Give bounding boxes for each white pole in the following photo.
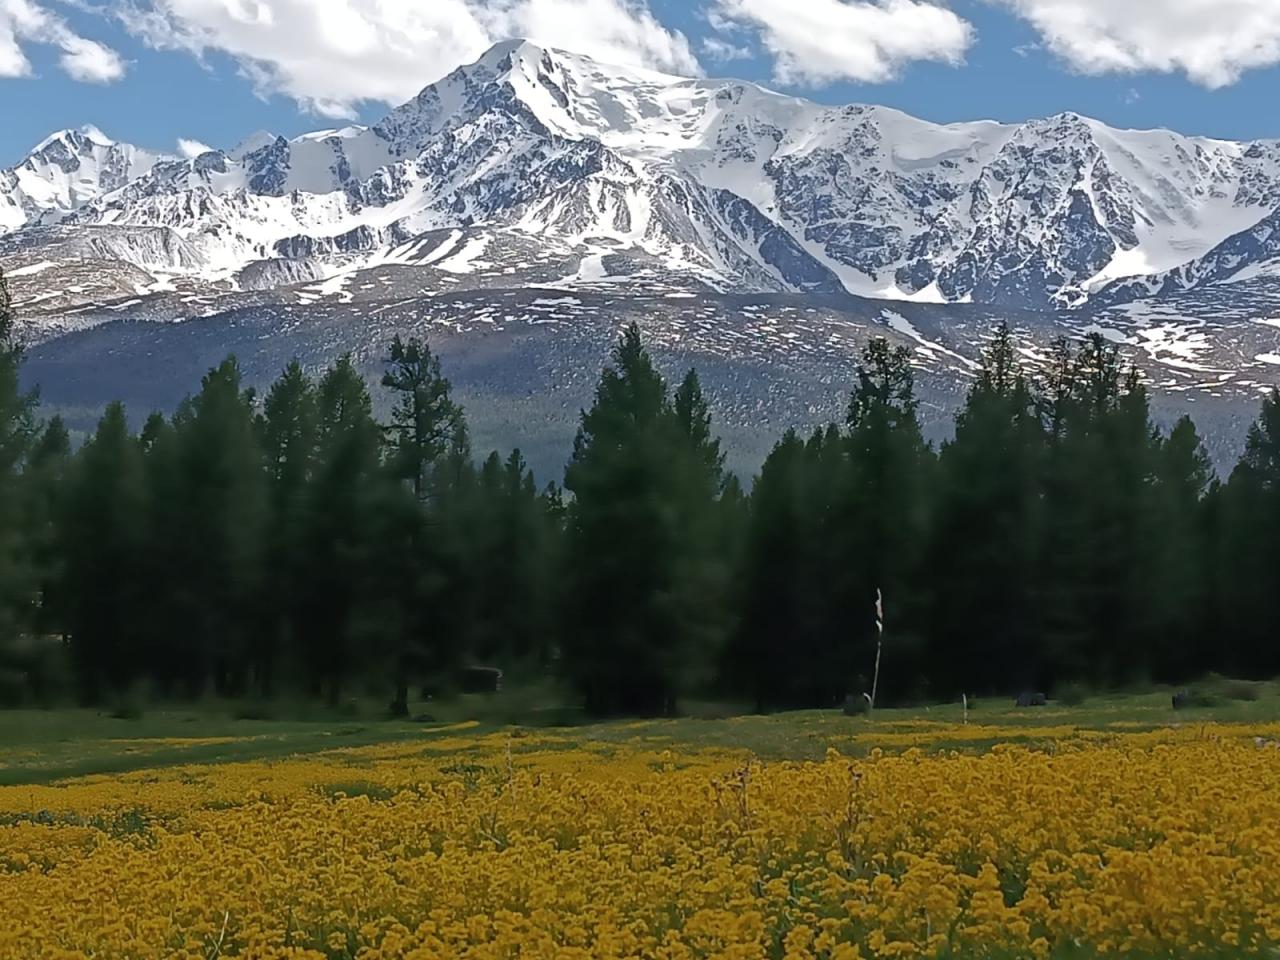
[870,589,884,712]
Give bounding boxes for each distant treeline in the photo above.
[0,265,1278,715]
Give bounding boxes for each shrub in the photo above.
[1220,679,1261,702]
[108,700,144,721]
[1056,683,1088,707]
[1172,689,1222,710]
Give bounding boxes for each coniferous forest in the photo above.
[0,266,1278,716]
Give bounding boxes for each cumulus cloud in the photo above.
[0,0,126,83]
[117,0,699,118]
[996,0,1280,88]
[712,0,973,85]
[176,136,212,157]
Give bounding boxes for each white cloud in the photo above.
[712,0,973,85]
[57,33,126,82]
[702,36,752,62]
[0,16,31,77]
[996,0,1280,88]
[117,0,699,118]
[177,136,212,157]
[0,0,126,83]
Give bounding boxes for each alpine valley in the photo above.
[5,40,1280,476]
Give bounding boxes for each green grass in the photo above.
[1,680,1278,786]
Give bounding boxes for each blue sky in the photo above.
[4,0,1280,164]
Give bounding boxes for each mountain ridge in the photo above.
[7,40,1280,472]
[5,39,1280,315]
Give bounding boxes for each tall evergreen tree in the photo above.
[839,338,935,701]
[563,324,702,715]
[62,404,145,702]
[302,355,384,705]
[468,449,560,667]
[929,324,1045,695]
[174,358,269,695]
[23,416,71,644]
[669,369,734,690]
[0,268,38,645]
[1143,416,1212,681]
[1037,335,1159,685]
[1215,390,1280,678]
[729,428,841,709]
[382,335,465,500]
[257,362,319,696]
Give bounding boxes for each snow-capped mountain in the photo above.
[9,40,1280,474]
[0,126,171,235]
[7,39,1280,313]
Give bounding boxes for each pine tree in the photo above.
[563,323,693,715]
[62,403,145,702]
[669,369,734,691]
[382,335,465,500]
[1143,416,1212,681]
[302,355,384,706]
[174,358,269,695]
[1215,390,1280,678]
[1037,335,1159,686]
[0,267,38,646]
[838,338,934,702]
[257,362,319,697]
[729,429,831,709]
[929,324,1045,695]
[468,449,560,667]
[23,416,71,644]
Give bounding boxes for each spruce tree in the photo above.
[1037,335,1159,686]
[730,429,835,709]
[0,267,38,646]
[929,324,1044,695]
[670,369,734,691]
[23,416,71,646]
[466,449,560,668]
[174,358,269,695]
[257,362,319,697]
[839,338,934,702]
[382,335,465,500]
[62,403,145,702]
[1216,390,1280,678]
[563,323,691,715]
[303,355,384,706]
[1143,416,1212,681]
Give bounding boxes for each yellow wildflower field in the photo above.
[2,719,1279,959]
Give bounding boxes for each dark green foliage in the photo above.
[62,403,146,702]
[382,335,465,500]
[1215,390,1280,680]
[561,325,729,715]
[301,355,384,706]
[0,268,38,647]
[929,324,1043,695]
[0,282,1277,715]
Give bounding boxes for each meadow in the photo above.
[2,686,1279,959]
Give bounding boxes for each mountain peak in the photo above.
[30,125,116,155]
[229,130,279,161]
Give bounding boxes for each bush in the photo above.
[1056,683,1088,707]
[233,701,277,721]
[108,700,144,721]
[842,693,869,717]
[0,667,25,708]
[1219,679,1261,702]
[1172,689,1222,710]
